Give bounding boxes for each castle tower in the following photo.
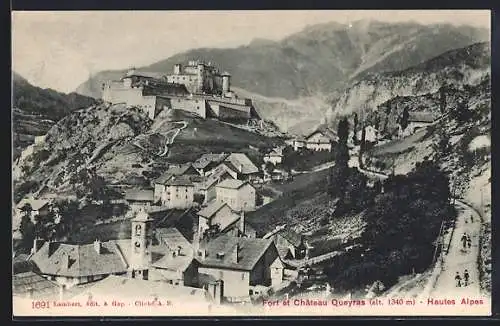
[129,208,154,280]
[222,72,231,94]
[197,62,205,93]
[174,64,182,75]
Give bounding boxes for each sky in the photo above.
[12,10,490,93]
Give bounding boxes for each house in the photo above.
[219,212,258,239]
[263,147,284,165]
[161,176,195,209]
[263,168,290,183]
[356,125,379,143]
[13,271,62,300]
[198,201,239,235]
[193,153,229,176]
[201,169,235,204]
[263,226,310,260]
[16,198,50,222]
[69,275,213,311]
[224,153,260,181]
[29,238,129,288]
[305,129,336,152]
[124,189,154,209]
[215,179,256,212]
[195,235,284,302]
[150,228,198,286]
[403,112,437,135]
[290,137,306,151]
[153,163,199,203]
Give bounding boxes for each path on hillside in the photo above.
[357,162,485,299]
[291,160,336,175]
[157,121,188,157]
[423,200,482,298]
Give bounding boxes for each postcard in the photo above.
[12,9,491,317]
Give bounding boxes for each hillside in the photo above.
[329,42,491,123]
[13,104,283,202]
[12,72,96,158]
[75,21,487,133]
[364,74,491,294]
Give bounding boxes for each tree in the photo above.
[329,118,350,198]
[19,204,35,250]
[439,84,447,114]
[352,113,359,144]
[400,107,410,131]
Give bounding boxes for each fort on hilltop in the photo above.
[102,60,260,123]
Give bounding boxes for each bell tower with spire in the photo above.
[129,208,154,280]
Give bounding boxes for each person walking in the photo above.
[461,233,468,250]
[471,214,474,223]
[463,270,470,286]
[467,235,472,249]
[455,272,462,287]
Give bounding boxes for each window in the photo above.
[241,273,245,280]
[135,224,142,236]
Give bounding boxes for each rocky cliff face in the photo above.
[328,42,491,123]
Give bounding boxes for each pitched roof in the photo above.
[124,189,154,202]
[151,253,193,272]
[193,153,229,170]
[203,164,237,189]
[225,153,259,175]
[155,163,197,184]
[198,200,230,219]
[155,227,193,253]
[197,235,275,271]
[17,198,49,211]
[305,128,337,143]
[216,179,249,190]
[12,272,61,299]
[164,175,194,186]
[408,112,437,123]
[70,275,211,303]
[30,241,128,277]
[278,229,304,247]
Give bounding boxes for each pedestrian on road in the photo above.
[461,233,467,250]
[463,270,470,286]
[467,235,472,249]
[455,272,462,287]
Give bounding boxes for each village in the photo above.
[12,60,441,308]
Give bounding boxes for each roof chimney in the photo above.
[64,254,71,270]
[32,238,45,254]
[233,243,240,263]
[239,211,245,237]
[94,239,102,254]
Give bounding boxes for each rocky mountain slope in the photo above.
[364,73,491,294]
[13,104,283,202]
[329,42,490,123]
[75,21,487,133]
[12,72,96,159]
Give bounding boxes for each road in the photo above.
[157,121,188,157]
[357,161,485,300]
[425,200,482,298]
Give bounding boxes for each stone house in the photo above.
[153,163,199,203]
[197,201,239,236]
[263,227,310,260]
[305,129,337,152]
[195,235,284,302]
[215,179,256,212]
[161,176,195,209]
[224,153,260,182]
[16,198,50,222]
[29,239,129,288]
[124,189,154,209]
[263,147,284,165]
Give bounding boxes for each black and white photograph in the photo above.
[11,10,491,316]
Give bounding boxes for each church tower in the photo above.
[129,208,154,280]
